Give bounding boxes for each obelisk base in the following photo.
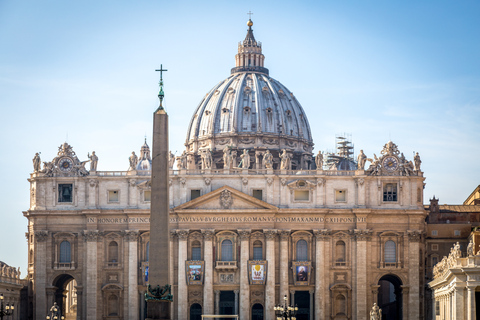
[146,301,171,320]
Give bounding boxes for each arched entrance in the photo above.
[378,274,402,320]
[251,303,264,320]
[190,303,202,320]
[52,274,77,320]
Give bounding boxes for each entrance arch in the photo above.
[378,274,403,320]
[251,303,264,320]
[190,303,202,320]
[52,274,77,319]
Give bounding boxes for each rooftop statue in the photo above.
[88,151,98,171]
[357,150,367,170]
[33,152,41,172]
[169,151,176,169]
[280,149,291,170]
[263,150,273,169]
[238,149,250,169]
[129,152,138,171]
[414,152,422,171]
[315,151,323,170]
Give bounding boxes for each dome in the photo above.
[183,20,314,170]
[136,139,152,171]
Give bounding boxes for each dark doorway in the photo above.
[190,303,202,320]
[219,291,235,318]
[52,274,77,319]
[378,274,402,320]
[251,303,264,320]
[294,291,310,320]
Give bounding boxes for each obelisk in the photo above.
[145,65,172,319]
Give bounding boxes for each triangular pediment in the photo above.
[174,186,277,212]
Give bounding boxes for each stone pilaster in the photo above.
[177,229,189,320]
[234,289,239,315]
[215,290,220,315]
[313,229,330,320]
[264,229,277,319]
[83,230,100,320]
[309,289,314,320]
[279,230,290,303]
[454,288,464,320]
[238,229,251,320]
[169,230,176,320]
[34,230,48,320]
[75,286,83,320]
[202,229,215,315]
[407,230,421,320]
[354,229,371,320]
[125,230,139,320]
[467,286,476,320]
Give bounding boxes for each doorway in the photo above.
[219,291,235,317]
[190,303,202,320]
[294,291,310,320]
[378,274,403,320]
[251,303,264,320]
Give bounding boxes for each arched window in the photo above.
[296,240,308,260]
[108,241,119,263]
[221,239,233,261]
[59,240,71,263]
[253,241,263,260]
[146,241,150,262]
[335,241,346,266]
[108,294,119,316]
[385,240,396,263]
[192,240,201,260]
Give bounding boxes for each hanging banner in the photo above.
[186,261,205,285]
[248,260,267,285]
[292,261,311,286]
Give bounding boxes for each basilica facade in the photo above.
[25,20,427,320]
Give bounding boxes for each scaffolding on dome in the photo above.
[326,134,356,170]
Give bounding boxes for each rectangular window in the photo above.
[58,184,73,203]
[108,190,119,202]
[431,244,439,251]
[294,190,309,201]
[253,190,263,201]
[335,190,346,202]
[383,183,397,202]
[432,256,438,267]
[144,191,151,202]
[192,247,201,260]
[454,230,461,236]
[191,190,201,200]
[431,230,438,236]
[435,301,440,316]
[253,246,263,260]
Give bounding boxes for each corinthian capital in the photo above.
[201,229,215,241]
[177,229,190,240]
[313,229,331,241]
[34,230,49,242]
[263,229,277,240]
[237,229,251,240]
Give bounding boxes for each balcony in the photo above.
[216,261,237,270]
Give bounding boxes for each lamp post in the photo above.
[0,294,14,320]
[274,294,298,320]
[46,302,65,320]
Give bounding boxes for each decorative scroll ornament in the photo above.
[35,231,49,242]
[380,141,400,156]
[145,284,173,302]
[39,143,89,177]
[220,189,233,209]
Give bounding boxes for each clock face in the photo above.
[58,157,74,172]
[383,156,398,171]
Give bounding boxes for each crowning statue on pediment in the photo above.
[37,142,90,177]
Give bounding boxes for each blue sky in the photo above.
[1,1,479,271]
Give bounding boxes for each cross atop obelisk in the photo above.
[145,64,172,319]
[155,64,168,111]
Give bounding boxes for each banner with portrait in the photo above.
[292,261,311,286]
[248,260,267,285]
[185,261,204,285]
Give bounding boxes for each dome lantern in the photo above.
[231,19,269,76]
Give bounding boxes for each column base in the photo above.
[146,300,171,320]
